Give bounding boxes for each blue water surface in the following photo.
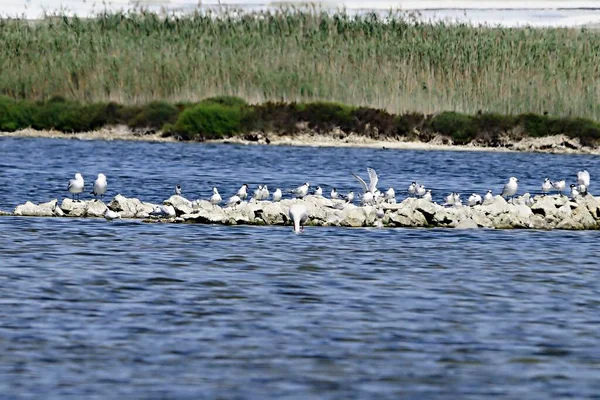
[0,137,599,399]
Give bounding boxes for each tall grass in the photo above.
[1,10,599,118]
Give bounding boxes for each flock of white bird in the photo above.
[65,168,592,232]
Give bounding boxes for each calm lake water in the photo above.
[1,137,600,398]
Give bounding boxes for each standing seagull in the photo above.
[542,178,552,196]
[175,184,182,196]
[423,190,433,202]
[385,187,396,203]
[288,203,308,234]
[314,186,323,196]
[273,188,282,202]
[236,184,249,200]
[552,179,566,196]
[291,183,310,198]
[577,170,590,195]
[92,173,107,201]
[226,195,242,209]
[570,184,580,199]
[501,177,519,201]
[483,190,493,202]
[344,191,355,204]
[416,184,426,197]
[331,188,339,199]
[210,187,222,206]
[68,173,85,202]
[407,182,417,197]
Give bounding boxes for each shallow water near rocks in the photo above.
[1,137,600,398]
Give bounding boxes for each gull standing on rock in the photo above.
[226,195,242,209]
[210,187,222,206]
[253,185,264,201]
[408,182,417,197]
[552,179,566,196]
[288,203,308,234]
[468,193,482,206]
[577,170,590,195]
[385,187,396,203]
[273,188,282,202]
[423,190,433,202]
[501,177,519,201]
[237,184,249,200]
[344,191,355,204]
[331,188,339,199]
[542,178,552,196]
[484,190,493,202]
[416,184,426,197]
[68,173,85,202]
[570,184,580,199]
[291,183,310,198]
[175,184,182,196]
[314,186,323,196]
[361,191,374,206]
[261,185,270,200]
[444,192,456,206]
[92,173,107,201]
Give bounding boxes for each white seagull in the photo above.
[468,193,482,207]
[570,184,580,199]
[68,173,85,202]
[423,190,433,202]
[261,185,270,200]
[175,184,182,196]
[408,182,416,197]
[226,195,242,208]
[551,179,566,196]
[236,184,249,200]
[210,187,222,205]
[416,184,426,197]
[92,173,107,201]
[501,177,519,201]
[272,188,282,202]
[288,203,308,234]
[253,185,264,201]
[314,186,323,196]
[291,183,310,198]
[331,188,339,199]
[352,168,379,196]
[150,205,176,218]
[542,178,552,196]
[385,187,396,203]
[577,170,590,187]
[344,191,355,203]
[103,209,121,221]
[483,190,493,202]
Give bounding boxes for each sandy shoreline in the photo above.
[1,127,598,155]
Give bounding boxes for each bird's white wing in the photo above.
[352,173,369,193]
[582,170,591,186]
[367,168,378,193]
[501,183,510,196]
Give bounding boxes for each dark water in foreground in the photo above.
[1,137,600,398]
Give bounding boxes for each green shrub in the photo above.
[519,113,553,137]
[174,103,243,140]
[200,96,248,108]
[127,101,179,129]
[32,99,107,132]
[430,111,477,144]
[295,101,356,132]
[0,97,34,131]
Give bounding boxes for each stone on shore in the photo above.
[108,194,157,218]
[14,199,61,217]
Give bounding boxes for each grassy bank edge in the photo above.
[2,96,600,147]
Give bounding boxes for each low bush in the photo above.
[174,102,243,140]
[127,101,179,129]
[430,112,478,144]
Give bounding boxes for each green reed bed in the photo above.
[0,11,599,119]
[2,96,600,147]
